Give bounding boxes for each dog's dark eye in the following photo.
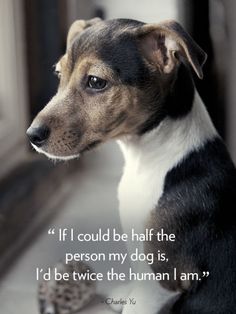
[87,76,107,90]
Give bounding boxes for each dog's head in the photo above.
[27,18,206,160]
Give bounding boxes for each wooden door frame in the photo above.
[0,0,28,177]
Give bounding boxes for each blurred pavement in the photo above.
[0,142,127,314]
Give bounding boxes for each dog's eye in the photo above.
[87,76,107,90]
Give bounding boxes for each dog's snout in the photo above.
[26,125,50,147]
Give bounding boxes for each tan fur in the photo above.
[30,50,151,157]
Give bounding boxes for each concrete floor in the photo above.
[0,142,128,314]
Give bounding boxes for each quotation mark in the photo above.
[48,228,55,235]
[202,271,210,277]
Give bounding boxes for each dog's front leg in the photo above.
[122,281,170,314]
[108,226,176,314]
[122,259,177,314]
[108,260,176,313]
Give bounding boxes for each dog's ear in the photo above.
[135,20,207,79]
[67,17,102,49]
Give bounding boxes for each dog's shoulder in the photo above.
[153,136,236,276]
[161,136,236,221]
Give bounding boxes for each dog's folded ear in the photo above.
[67,17,102,49]
[135,20,207,79]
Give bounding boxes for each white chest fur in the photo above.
[117,92,217,236]
[109,92,218,314]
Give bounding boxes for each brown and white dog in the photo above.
[27,18,236,313]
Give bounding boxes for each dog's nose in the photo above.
[26,125,50,147]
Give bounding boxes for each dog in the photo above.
[27,18,236,313]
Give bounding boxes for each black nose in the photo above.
[26,125,50,147]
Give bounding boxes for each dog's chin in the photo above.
[31,144,80,161]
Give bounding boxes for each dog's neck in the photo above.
[118,91,217,174]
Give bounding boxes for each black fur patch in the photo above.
[138,64,195,135]
[165,63,195,119]
[147,137,236,312]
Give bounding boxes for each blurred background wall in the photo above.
[0,0,236,284]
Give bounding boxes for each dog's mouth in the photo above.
[30,143,80,161]
[30,139,102,161]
